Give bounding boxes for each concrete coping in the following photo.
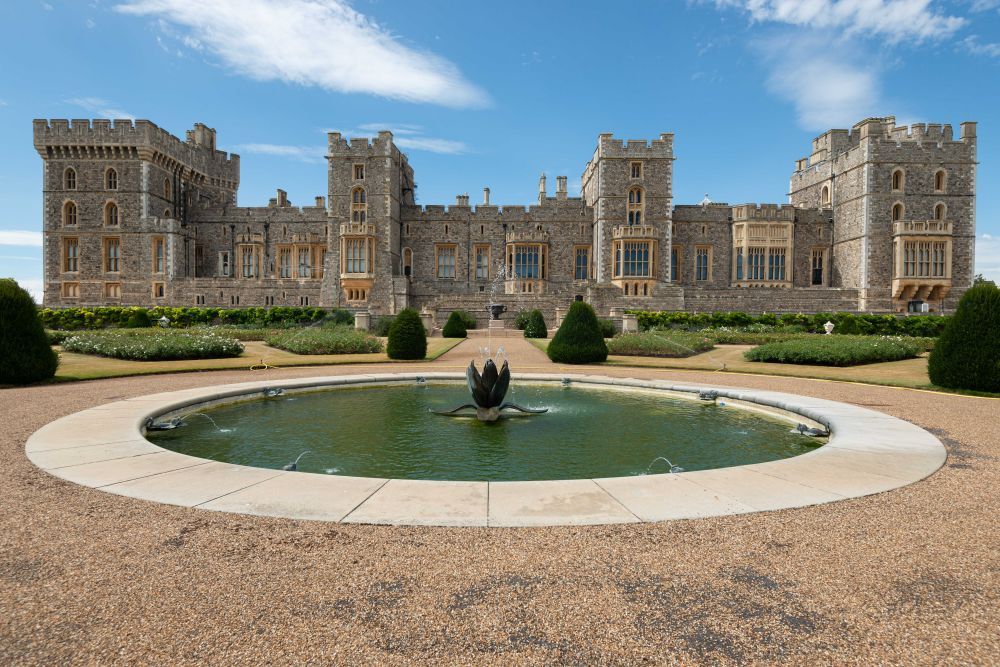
[25,373,946,527]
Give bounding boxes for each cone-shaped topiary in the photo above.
[523,309,547,339]
[547,301,608,364]
[387,308,427,359]
[0,278,58,384]
[124,307,152,328]
[928,283,1000,392]
[441,311,468,338]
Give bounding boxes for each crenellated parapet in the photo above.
[593,132,674,159]
[730,204,797,222]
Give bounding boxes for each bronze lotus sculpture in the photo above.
[432,359,547,422]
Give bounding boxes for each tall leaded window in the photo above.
[345,238,368,274]
[627,187,643,226]
[475,245,490,280]
[437,245,456,278]
[241,246,257,278]
[630,161,642,179]
[932,241,947,277]
[934,203,946,220]
[64,168,76,190]
[574,246,590,280]
[105,202,119,226]
[153,236,165,273]
[934,169,947,192]
[891,169,904,192]
[351,188,367,223]
[106,168,118,191]
[512,244,541,278]
[811,249,824,285]
[747,247,766,280]
[63,201,78,226]
[279,248,292,278]
[695,246,711,281]
[616,241,651,277]
[768,247,786,281]
[892,203,904,221]
[671,248,680,281]
[735,248,744,281]
[104,237,121,273]
[64,238,79,272]
[298,248,311,278]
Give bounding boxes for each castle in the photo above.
[34,116,977,323]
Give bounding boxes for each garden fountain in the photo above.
[432,359,548,422]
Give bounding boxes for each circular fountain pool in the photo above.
[146,383,823,481]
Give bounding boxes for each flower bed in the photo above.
[62,329,244,361]
[744,336,922,366]
[266,326,383,355]
[607,330,714,358]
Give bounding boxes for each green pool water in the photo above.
[147,383,823,481]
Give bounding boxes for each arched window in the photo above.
[63,201,78,226]
[64,168,76,190]
[106,168,118,191]
[891,169,904,192]
[163,208,170,218]
[934,169,947,192]
[403,247,413,276]
[351,187,367,223]
[627,187,643,225]
[891,202,904,222]
[821,184,830,206]
[934,203,946,220]
[105,201,119,226]
[164,178,171,200]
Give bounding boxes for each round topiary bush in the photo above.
[387,308,427,360]
[523,309,547,339]
[0,278,58,384]
[513,310,530,330]
[442,311,468,338]
[453,309,477,330]
[928,283,1000,392]
[547,301,608,364]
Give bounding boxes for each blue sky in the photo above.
[1,0,998,300]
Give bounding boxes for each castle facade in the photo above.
[34,116,977,323]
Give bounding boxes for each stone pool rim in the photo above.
[24,372,947,527]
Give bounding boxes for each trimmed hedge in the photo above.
[387,308,427,360]
[452,309,477,330]
[373,315,396,337]
[523,310,547,339]
[266,326,383,355]
[928,283,1000,392]
[1,279,58,384]
[38,305,342,330]
[442,311,469,338]
[513,310,530,330]
[62,329,244,361]
[597,318,616,339]
[608,330,714,358]
[547,302,608,364]
[631,310,949,338]
[744,336,921,367]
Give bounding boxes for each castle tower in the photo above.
[790,117,976,312]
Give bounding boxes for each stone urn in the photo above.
[488,303,507,320]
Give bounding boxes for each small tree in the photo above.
[523,309,547,339]
[928,283,1000,392]
[387,308,427,360]
[442,311,468,338]
[0,278,58,384]
[547,301,608,364]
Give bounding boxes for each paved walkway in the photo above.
[430,335,552,369]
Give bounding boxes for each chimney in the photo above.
[538,173,547,203]
[315,196,326,208]
[276,189,288,207]
[961,121,977,141]
[483,187,490,206]
[556,176,567,200]
[455,193,470,207]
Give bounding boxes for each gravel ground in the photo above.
[1,352,998,665]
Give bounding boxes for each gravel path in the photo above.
[2,357,998,665]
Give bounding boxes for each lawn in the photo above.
[53,338,463,382]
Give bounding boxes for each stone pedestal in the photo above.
[419,310,435,335]
[354,310,371,331]
[488,319,506,333]
[622,313,639,333]
[555,307,566,327]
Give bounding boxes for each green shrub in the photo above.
[597,318,616,338]
[191,325,282,341]
[386,308,427,360]
[547,302,608,364]
[372,315,396,337]
[744,336,921,367]
[513,310,530,330]
[123,308,152,328]
[62,329,244,361]
[608,330,714,357]
[630,310,949,337]
[0,279,58,384]
[523,309,548,339]
[46,329,72,345]
[453,309,477,330]
[326,308,355,326]
[37,305,331,330]
[928,283,1000,392]
[266,326,383,355]
[442,311,469,338]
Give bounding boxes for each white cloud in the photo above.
[711,0,966,43]
[976,233,1000,283]
[66,97,136,119]
[960,35,1000,56]
[41,2,54,10]
[9,278,44,304]
[233,143,325,163]
[0,230,43,246]
[114,0,488,108]
[85,17,96,29]
[393,136,467,155]
[969,0,1000,12]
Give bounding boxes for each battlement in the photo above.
[731,203,796,222]
[594,132,674,159]
[327,130,397,157]
[33,118,239,183]
[401,198,591,221]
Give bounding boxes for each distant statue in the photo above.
[488,303,506,320]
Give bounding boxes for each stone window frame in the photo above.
[64,167,77,191]
[103,236,121,273]
[810,247,828,286]
[436,243,458,280]
[152,282,166,300]
[573,244,591,281]
[62,237,79,273]
[278,246,293,279]
[152,236,166,274]
[62,200,78,227]
[104,200,120,227]
[219,251,231,277]
[104,282,122,300]
[351,187,367,223]
[61,281,80,299]
[105,167,119,191]
[934,169,947,193]
[629,161,643,179]
[238,244,260,279]
[695,245,713,282]
[896,239,950,279]
[507,242,547,281]
[627,187,644,226]
[353,164,365,181]
[933,202,947,221]
[474,244,491,280]
[891,168,905,193]
[670,246,682,282]
[612,239,654,279]
[821,184,831,206]
[164,178,172,201]
[342,237,374,276]
[891,201,905,222]
[403,247,413,277]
